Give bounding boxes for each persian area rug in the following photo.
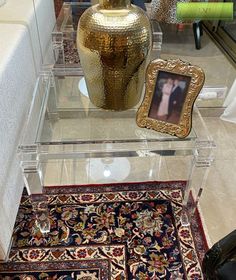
[0,181,208,279]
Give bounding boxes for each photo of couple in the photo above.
[148,71,191,125]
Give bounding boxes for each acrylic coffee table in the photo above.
[18,66,215,233]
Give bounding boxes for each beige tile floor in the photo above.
[199,117,236,246]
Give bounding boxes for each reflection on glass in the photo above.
[222,20,236,42]
[222,0,236,42]
[86,158,131,182]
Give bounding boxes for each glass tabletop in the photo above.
[18,67,213,155]
[17,67,214,217]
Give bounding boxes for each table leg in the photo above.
[19,152,50,234]
[181,141,214,226]
[31,194,50,234]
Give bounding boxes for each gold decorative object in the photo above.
[136,58,205,138]
[77,0,152,111]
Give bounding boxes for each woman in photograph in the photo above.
[157,78,173,121]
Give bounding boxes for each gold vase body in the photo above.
[77,0,152,110]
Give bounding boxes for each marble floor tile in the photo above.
[197,116,236,244]
[221,120,236,150]
[165,156,193,180]
[202,117,236,160]
[44,159,89,186]
[200,159,236,244]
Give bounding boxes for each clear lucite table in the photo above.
[18,66,215,232]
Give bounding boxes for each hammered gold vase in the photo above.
[77,0,152,110]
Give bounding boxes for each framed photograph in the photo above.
[136,59,205,138]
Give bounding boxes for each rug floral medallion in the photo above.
[0,181,208,279]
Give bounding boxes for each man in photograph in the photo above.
[167,78,183,124]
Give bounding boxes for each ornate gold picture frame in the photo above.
[136,59,205,138]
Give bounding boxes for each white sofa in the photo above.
[0,0,56,72]
[0,0,56,260]
[0,23,36,260]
